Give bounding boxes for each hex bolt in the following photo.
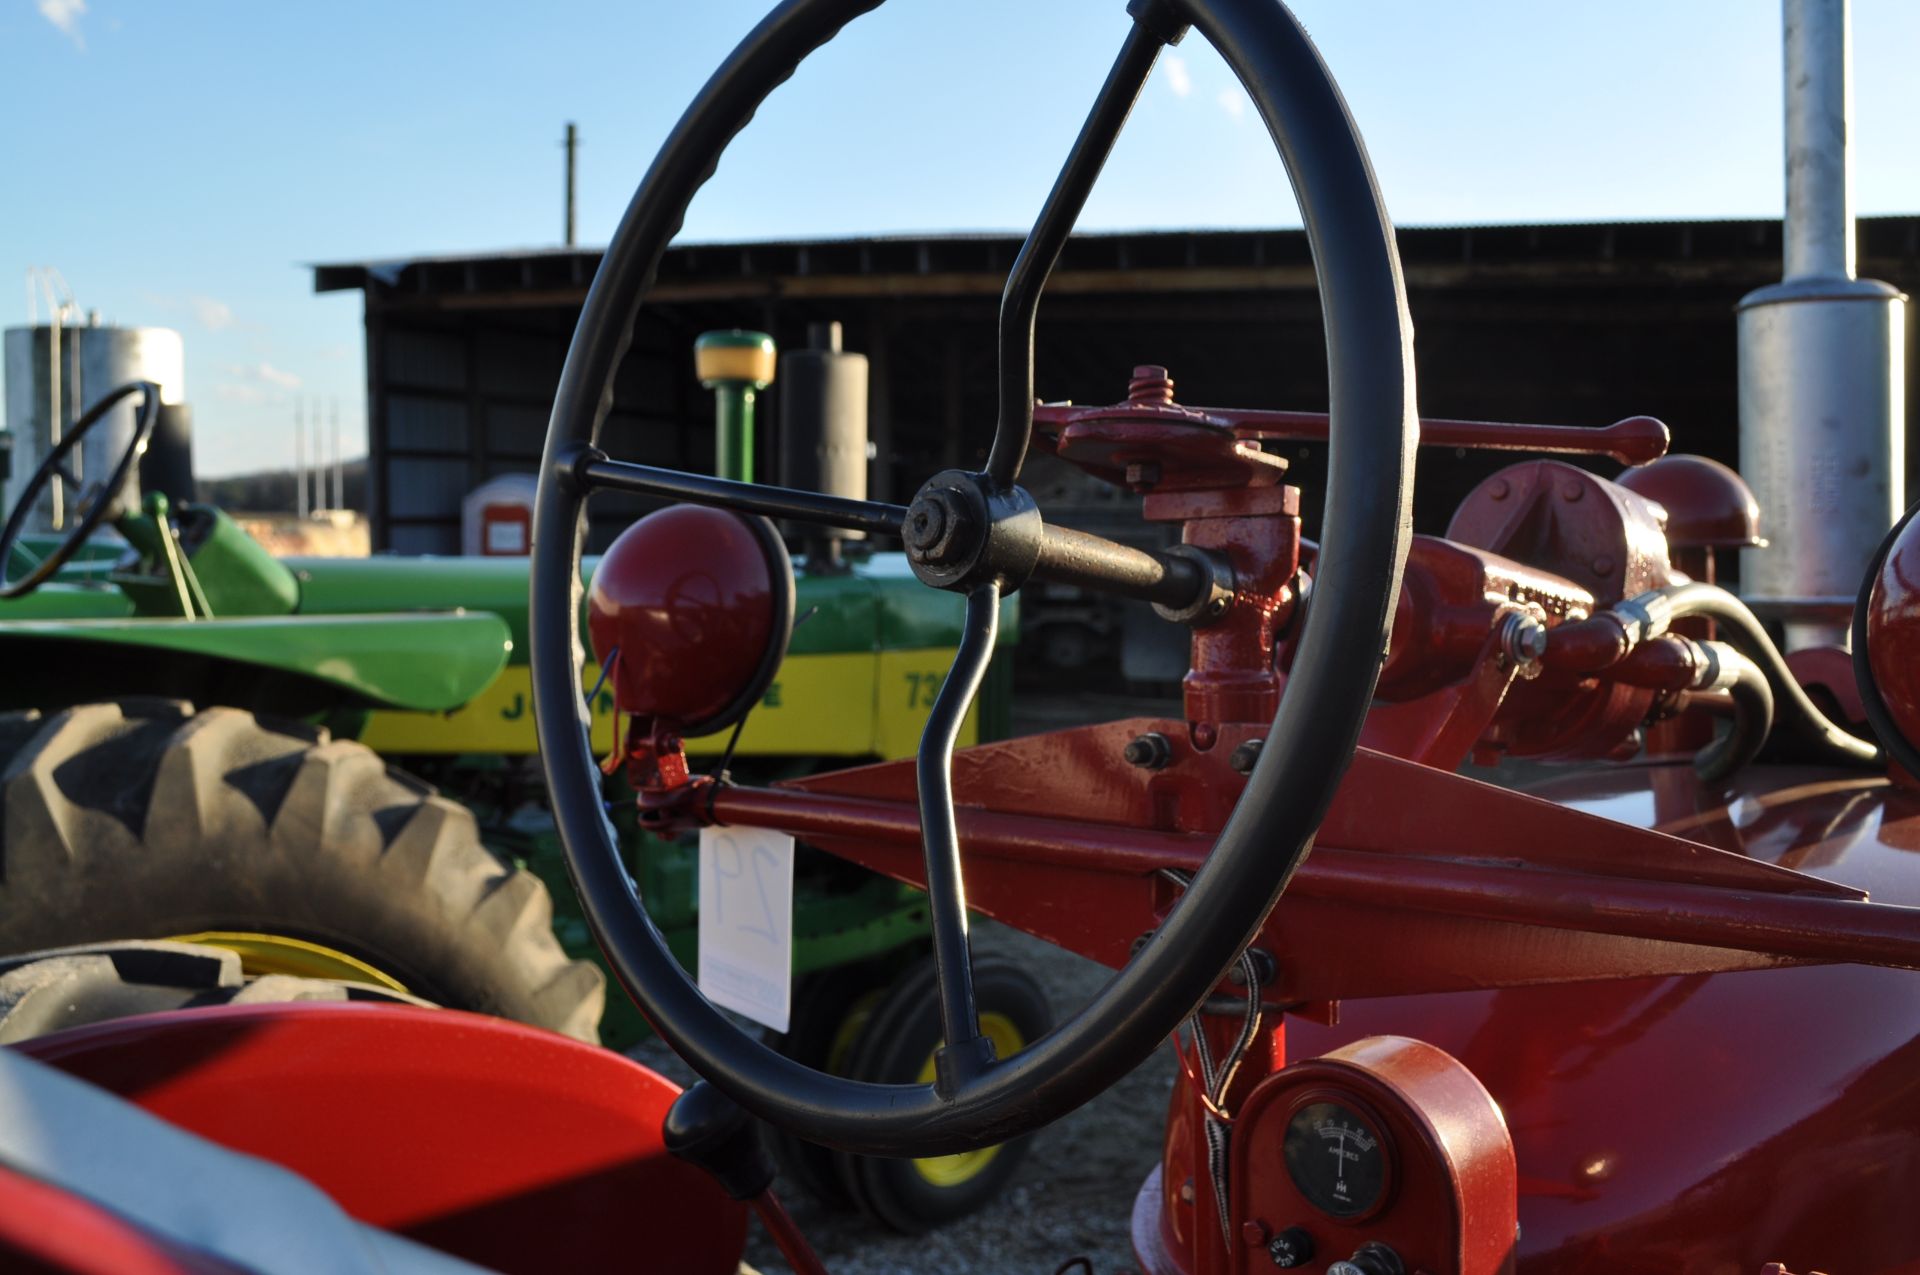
[1229,737,1264,775]
[1499,611,1549,673]
[905,503,945,551]
[904,490,964,564]
[1123,731,1173,770]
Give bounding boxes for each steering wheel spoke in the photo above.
[576,448,906,537]
[914,580,1002,1089]
[0,381,160,600]
[987,13,1175,488]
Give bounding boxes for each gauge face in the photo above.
[1284,1100,1388,1218]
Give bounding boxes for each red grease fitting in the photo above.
[1130,364,1177,405]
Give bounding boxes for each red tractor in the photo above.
[3,1,1917,1273]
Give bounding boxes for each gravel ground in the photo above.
[631,922,1178,1275]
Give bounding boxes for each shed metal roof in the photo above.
[313,217,1920,309]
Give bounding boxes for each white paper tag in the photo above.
[697,825,795,1033]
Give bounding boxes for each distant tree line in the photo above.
[197,460,368,515]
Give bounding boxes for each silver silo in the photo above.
[3,322,185,535]
[1738,0,1908,649]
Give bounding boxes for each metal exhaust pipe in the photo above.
[1738,0,1908,650]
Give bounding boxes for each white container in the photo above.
[461,473,540,556]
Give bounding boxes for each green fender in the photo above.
[0,612,511,715]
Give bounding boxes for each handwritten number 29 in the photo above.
[711,834,778,945]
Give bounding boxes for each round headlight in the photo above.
[587,505,793,739]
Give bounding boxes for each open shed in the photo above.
[315,218,1920,555]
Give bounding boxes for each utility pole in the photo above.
[308,395,319,514]
[331,396,343,511]
[294,396,307,519]
[563,122,579,247]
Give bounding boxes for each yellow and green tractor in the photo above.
[0,339,1042,1232]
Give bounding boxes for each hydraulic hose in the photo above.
[1656,581,1882,770]
[1691,642,1774,784]
[1607,633,1774,782]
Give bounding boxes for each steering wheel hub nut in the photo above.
[903,489,963,563]
[903,469,1043,593]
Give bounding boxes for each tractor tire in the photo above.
[768,950,1053,1233]
[767,955,904,1208]
[835,954,1052,1233]
[0,940,432,1044]
[0,700,603,1042]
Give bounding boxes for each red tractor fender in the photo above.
[13,1002,747,1275]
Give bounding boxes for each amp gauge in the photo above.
[1283,1099,1390,1219]
[1232,1039,1513,1270]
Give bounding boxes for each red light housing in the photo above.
[1867,511,1920,758]
[587,505,793,738]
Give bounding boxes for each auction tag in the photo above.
[697,825,795,1033]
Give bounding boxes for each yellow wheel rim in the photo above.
[827,989,887,1075]
[166,931,411,995]
[910,1011,1026,1187]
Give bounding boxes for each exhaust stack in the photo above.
[778,321,870,573]
[1738,0,1907,649]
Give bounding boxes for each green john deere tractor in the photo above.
[0,335,1042,1231]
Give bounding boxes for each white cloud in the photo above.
[213,383,268,406]
[188,295,233,331]
[1163,53,1191,98]
[136,290,255,334]
[37,0,86,48]
[221,362,303,392]
[1216,87,1247,120]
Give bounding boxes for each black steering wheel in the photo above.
[0,380,160,600]
[531,0,1416,1157]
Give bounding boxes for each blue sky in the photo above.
[6,0,1920,477]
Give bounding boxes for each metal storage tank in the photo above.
[461,473,540,556]
[3,323,185,534]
